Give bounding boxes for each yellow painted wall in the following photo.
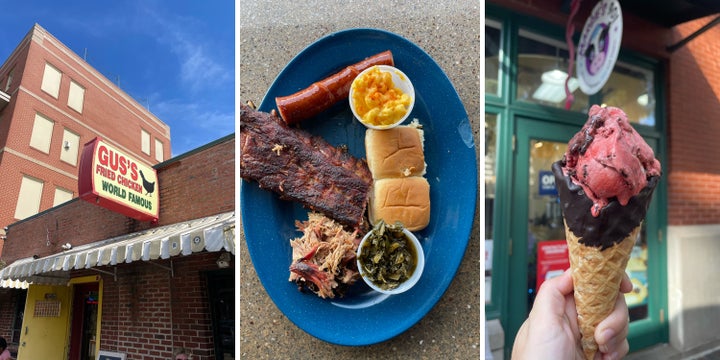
[17,284,72,360]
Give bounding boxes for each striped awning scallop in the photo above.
[0,211,235,287]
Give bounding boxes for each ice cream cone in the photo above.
[565,220,639,360]
[551,105,661,359]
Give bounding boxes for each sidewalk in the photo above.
[627,342,720,360]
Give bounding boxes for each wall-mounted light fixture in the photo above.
[532,69,580,104]
[216,252,231,268]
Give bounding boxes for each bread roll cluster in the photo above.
[365,123,430,231]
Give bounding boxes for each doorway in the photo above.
[206,269,234,360]
[68,282,99,360]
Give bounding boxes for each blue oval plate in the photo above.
[241,28,477,346]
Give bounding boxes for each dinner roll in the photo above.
[365,126,425,179]
[369,177,430,231]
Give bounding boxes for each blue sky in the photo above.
[0,1,235,157]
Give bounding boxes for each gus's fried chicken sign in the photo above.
[79,137,159,222]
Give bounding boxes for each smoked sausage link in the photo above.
[275,50,394,125]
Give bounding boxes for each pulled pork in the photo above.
[289,212,361,298]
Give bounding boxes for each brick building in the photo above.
[0,23,171,256]
[484,1,720,358]
[0,134,235,360]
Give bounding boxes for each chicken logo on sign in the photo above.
[139,170,155,195]
[78,138,159,222]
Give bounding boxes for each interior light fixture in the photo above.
[637,93,649,107]
[532,69,580,104]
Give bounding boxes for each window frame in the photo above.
[154,138,164,162]
[67,79,86,114]
[41,62,62,99]
[53,187,74,207]
[60,128,81,166]
[141,129,151,155]
[29,113,55,154]
[14,175,45,220]
[5,66,14,92]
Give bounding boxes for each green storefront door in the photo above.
[504,115,667,355]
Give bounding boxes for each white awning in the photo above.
[0,211,235,286]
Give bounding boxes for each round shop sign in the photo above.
[576,0,623,95]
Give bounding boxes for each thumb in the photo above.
[531,269,574,317]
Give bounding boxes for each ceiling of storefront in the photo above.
[621,0,720,27]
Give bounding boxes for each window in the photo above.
[141,129,150,155]
[599,62,656,126]
[155,139,164,162]
[53,187,73,207]
[60,129,80,166]
[14,176,44,220]
[516,29,589,112]
[68,80,85,113]
[485,19,502,97]
[30,113,54,154]
[41,63,62,98]
[5,66,14,92]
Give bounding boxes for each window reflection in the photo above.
[485,113,498,304]
[517,29,589,112]
[599,62,656,126]
[527,140,567,309]
[485,19,501,97]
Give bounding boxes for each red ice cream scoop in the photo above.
[562,105,661,217]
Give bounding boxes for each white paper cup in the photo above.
[349,65,415,130]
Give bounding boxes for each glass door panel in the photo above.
[527,139,567,308]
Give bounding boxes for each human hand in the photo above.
[511,269,632,360]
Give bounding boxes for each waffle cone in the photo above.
[565,220,639,360]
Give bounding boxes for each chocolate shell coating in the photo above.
[552,160,659,250]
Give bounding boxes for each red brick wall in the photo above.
[0,24,172,245]
[0,290,16,340]
[1,199,136,263]
[2,135,235,264]
[0,133,234,360]
[155,136,235,226]
[667,15,720,225]
[22,26,170,159]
